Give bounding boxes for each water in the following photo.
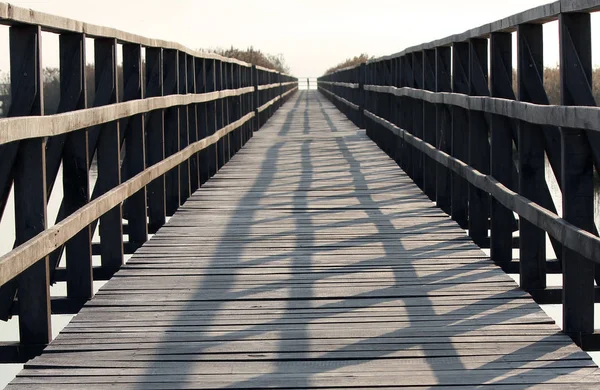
[0,157,599,388]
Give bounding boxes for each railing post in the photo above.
[196,58,210,185]
[206,59,218,178]
[222,62,231,165]
[188,55,200,193]
[559,11,595,343]
[122,43,148,251]
[393,58,404,168]
[252,65,259,131]
[215,60,225,170]
[451,42,469,229]
[178,52,191,205]
[94,38,123,270]
[517,24,547,288]
[60,33,93,302]
[467,38,490,247]
[435,46,452,215]
[9,24,51,346]
[145,47,167,233]
[358,63,365,130]
[422,49,436,201]
[490,32,515,270]
[402,55,413,176]
[411,52,424,189]
[163,49,180,216]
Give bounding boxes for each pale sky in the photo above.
[2,0,593,77]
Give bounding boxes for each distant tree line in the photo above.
[202,46,290,74]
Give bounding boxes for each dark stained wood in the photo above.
[163,49,181,217]
[122,43,148,251]
[60,33,93,301]
[145,47,167,233]
[188,55,200,193]
[411,52,424,189]
[434,46,451,216]
[94,38,123,270]
[178,51,191,205]
[559,12,595,342]
[450,42,469,229]
[10,25,51,345]
[489,32,515,269]
[422,49,436,202]
[517,24,547,290]
[207,59,218,178]
[467,38,490,248]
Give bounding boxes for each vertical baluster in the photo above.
[403,55,414,178]
[252,65,259,131]
[163,49,180,216]
[559,11,595,344]
[223,63,231,164]
[122,43,148,251]
[358,63,366,131]
[451,42,469,229]
[60,33,93,302]
[518,22,566,273]
[518,24,548,288]
[233,64,241,152]
[467,38,490,247]
[95,38,123,270]
[145,47,166,233]
[178,52,190,204]
[10,25,51,345]
[188,55,200,193]
[435,46,452,215]
[423,49,437,201]
[490,32,515,269]
[197,58,210,185]
[206,59,218,177]
[215,60,225,170]
[412,52,424,189]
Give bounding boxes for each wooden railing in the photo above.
[318,0,600,349]
[0,2,297,359]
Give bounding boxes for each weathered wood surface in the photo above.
[9,91,600,388]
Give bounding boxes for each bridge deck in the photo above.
[9,91,600,388]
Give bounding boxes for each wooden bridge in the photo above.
[3,0,600,388]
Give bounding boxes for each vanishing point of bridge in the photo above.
[3,1,600,388]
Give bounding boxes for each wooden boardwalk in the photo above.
[8,91,600,388]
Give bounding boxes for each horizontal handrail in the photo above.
[319,87,359,110]
[0,87,255,145]
[257,81,298,91]
[364,85,600,133]
[257,87,297,113]
[318,81,359,89]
